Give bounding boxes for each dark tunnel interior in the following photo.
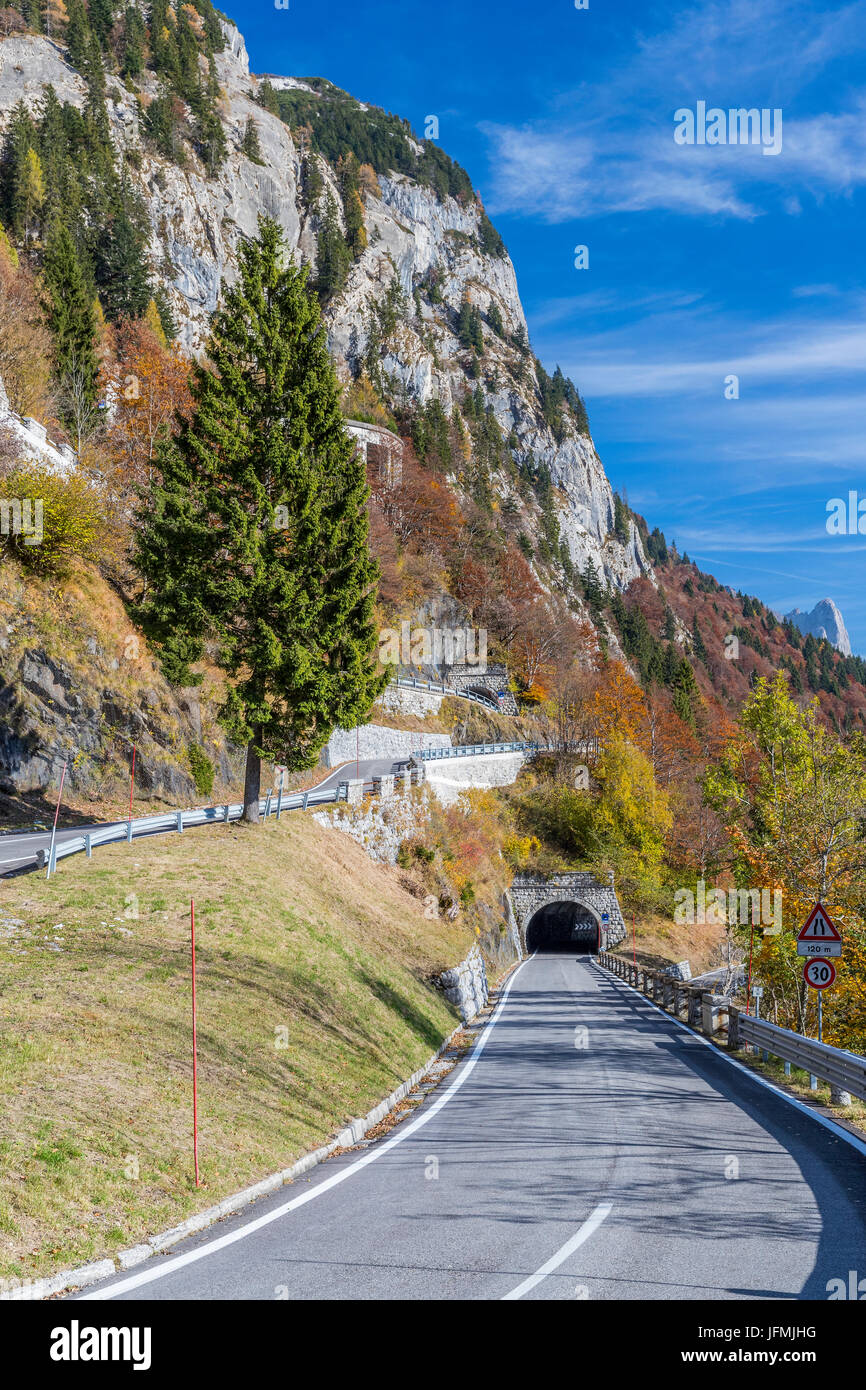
[526,901,599,953]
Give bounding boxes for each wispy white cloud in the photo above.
[481,0,866,221]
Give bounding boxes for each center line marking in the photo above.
[501,1202,613,1301]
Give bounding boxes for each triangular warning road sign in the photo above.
[797,902,842,942]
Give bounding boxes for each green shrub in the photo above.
[0,465,103,575]
[188,745,215,798]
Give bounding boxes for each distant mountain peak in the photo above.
[785,599,852,656]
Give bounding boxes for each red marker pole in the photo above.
[191,899,200,1188]
[45,758,68,879]
[127,744,136,843]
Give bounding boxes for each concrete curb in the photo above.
[0,1018,471,1300]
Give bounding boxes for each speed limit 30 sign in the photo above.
[803,958,836,990]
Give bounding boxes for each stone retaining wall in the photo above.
[437,943,489,1022]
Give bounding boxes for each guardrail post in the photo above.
[176,811,183,833]
[264,792,272,820]
[85,834,92,860]
[810,1074,818,1091]
[373,774,395,801]
[302,790,309,810]
[687,988,702,1029]
[701,993,730,1037]
[784,1061,791,1077]
[223,804,230,823]
[341,779,365,806]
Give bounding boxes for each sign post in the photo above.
[803,958,836,1044]
[797,904,842,1044]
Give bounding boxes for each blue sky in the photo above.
[232,0,866,652]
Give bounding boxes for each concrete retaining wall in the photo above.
[424,750,529,805]
[325,723,451,766]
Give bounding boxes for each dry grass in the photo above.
[0,812,471,1281]
[611,912,727,975]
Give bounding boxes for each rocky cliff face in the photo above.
[785,599,852,656]
[0,15,648,596]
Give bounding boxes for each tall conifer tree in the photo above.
[135,217,386,820]
[42,220,99,411]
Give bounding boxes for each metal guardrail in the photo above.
[394,675,501,711]
[733,1012,866,1102]
[417,740,544,761]
[598,951,866,1103]
[46,783,349,875]
[42,738,549,875]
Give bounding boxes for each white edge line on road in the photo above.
[501,1202,613,1301]
[80,952,536,1300]
[595,961,866,1159]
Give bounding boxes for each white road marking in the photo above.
[81,953,535,1299]
[595,961,866,1158]
[501,1202,613,1301]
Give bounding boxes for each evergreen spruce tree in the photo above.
[42,220,99,413]
[97,200,150,320]
[487,301,505,337]
[20,0,43,32]
[691,614,708,664]
[241,117,265,164]
[88,0,115,48]
[82,33,112,147]
[134,217,386,821]
[64,0,92,70]
[613,492,630,544]
[315,192,350,302]
[122,6,146,78]
[152,284,178,341]
[302,152,323,208]
[672,658,700,728]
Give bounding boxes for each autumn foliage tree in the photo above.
[103,317,192,504]
[706,672,866,1045]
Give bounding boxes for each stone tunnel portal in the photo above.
[525,900,599,954]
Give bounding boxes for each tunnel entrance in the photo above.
[525,900,599,954]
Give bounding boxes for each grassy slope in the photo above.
[0,813,470,1281]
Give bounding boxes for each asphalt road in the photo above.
[0,822,127,875]
[0,758,410,876]
[77,950,866,1301]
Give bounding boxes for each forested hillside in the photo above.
[1,2,865,1052]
